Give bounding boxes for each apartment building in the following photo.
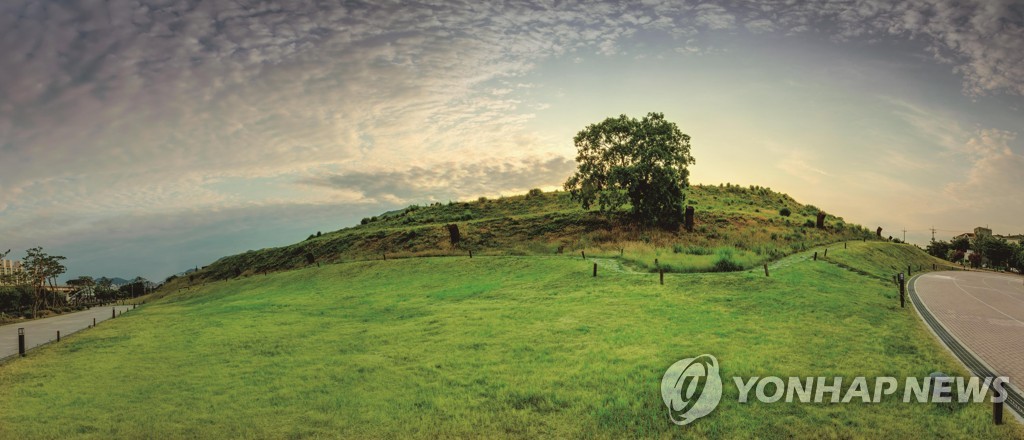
[1,259,23,276]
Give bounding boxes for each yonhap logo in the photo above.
[661,354,723,425]
[660,354,1009,427]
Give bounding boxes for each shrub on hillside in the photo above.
[779,207,791,217]
[673,244,713,255]
[527,188,543,198]
[711,248,744,272]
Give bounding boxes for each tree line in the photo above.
[0,247,152,320]
[925,235,1024,271]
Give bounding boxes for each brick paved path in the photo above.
[914,271,1024,389]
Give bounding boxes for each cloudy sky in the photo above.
[2,0,1022,281]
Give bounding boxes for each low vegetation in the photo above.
[0,242,1017,438]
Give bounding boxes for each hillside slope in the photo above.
[174,184,882,285]
[2,242,1018,438]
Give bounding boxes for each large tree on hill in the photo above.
[563,112,695,226]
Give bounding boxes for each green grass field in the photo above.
[0,242,1018,438]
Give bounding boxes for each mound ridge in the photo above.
[178,184,882,284]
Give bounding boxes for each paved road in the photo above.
[0,305,135,360]
[913,271,1024,389]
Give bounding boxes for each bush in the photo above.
[711,248,744,272]
[526,188,543,198]
[803,219,815,228]
[673,244,713,255]
[779,207,791,217]
[477,196,488,203]
[361,218,370,225]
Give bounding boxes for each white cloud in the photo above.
[2,0,1023,277]
[299,156,576,204]
[945,128,1024,210]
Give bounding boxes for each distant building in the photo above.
[952,232,975,241]
[997,234,1023,245]
[0,259,24,284]
[952,227,1020,244]
[1,259,21,275]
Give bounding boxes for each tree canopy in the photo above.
[563,112,695,226]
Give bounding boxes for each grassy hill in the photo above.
[0,241,1016,438]
[175,184,881,285]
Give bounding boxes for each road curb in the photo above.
[909,273,1023,421]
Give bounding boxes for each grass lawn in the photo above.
[0,242,1019,438]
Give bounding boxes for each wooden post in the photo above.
[994,379,1005,425]
[813,252,817,261]
[763,263,769,277]
[899,273,906,308]
[593,263,597,277]
[659,269,664,285]
[18,328,25,357]
[581,250,586,260]
[845,242,847,249]
[57,330,60,342]
[908,265,912,276]
[93,318,96,327]
[469,249,473,258]
[112,308,116,319]
[824,248,828,257]
[382,253,386,261]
